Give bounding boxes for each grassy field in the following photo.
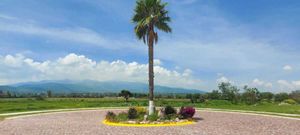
[0,98,299,115]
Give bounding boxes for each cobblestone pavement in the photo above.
[0,110,299,135]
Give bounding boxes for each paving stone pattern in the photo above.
[0,110,299,135]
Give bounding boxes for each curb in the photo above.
[102,119,195,127]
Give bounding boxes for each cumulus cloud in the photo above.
[251,78,273,88]
[0,53,202,89]
[153,59,162,66]
[216,76,232,84]
[283,65,292,71]
[277,80,300,91]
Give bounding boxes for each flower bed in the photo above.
[103,106,196,127]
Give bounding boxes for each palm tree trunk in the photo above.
[148,28,155,115]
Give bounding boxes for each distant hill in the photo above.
[0,80,206,94]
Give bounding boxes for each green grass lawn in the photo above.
[0,98,299,115]
[195,100,300,114]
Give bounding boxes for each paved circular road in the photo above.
[0,110,299,135]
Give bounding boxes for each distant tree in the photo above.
[186,94,198,103]
[35,93,46,101]
[274,92,289,102]
[0,90,4,98]
[289,90,300,103]
[208,90,221,100]
[47,90,52,98]
[186,94,193,102]
[198,94,208,103]
[175,94,185,99]
[218,82,240,104]
[12,92,17,98]
[7,91,11,98]
[242,86,260,105]
[119,90,132,102]
[260,92,274,102]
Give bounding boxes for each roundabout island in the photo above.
[0,108,299,135]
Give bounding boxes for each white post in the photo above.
[149,100,155,115]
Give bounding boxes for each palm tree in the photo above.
[132,0,172,115]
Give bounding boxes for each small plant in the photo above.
[179,106,195,119]
[135,107,147,115]
[164,106,176,115]
[105,111,116,122]
[164,114,178,120]
[283,99,297,104]
[148,113,159,121]
[128,107,138,119]
[116,112,128,122]
[104,106,195,124]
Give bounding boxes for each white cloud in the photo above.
[0,53,202,89]
[182,69,192,77]
[0,12,148,53]
[155,1,300,90]
[2,54,25,67]
[0,14,17,20]
[292,80,300,86]
[283,65,292,71]
[277,80,300,91]
[216,76,232,84]
[277,80,293,90]
[251,78,273,88]
[153,59,162,66]
[252,78,264,86]
[0,22,106,46]
[265,82,273,88]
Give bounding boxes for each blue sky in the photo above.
[0,0,300,92]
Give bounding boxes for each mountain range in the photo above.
[0,80,205,94]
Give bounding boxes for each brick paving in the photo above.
[0,110,299,135]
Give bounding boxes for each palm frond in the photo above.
[132,0,172,44]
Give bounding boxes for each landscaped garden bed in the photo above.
[103,106,196,126]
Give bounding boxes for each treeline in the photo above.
[0,90,182,99]
[0,90,148,99]
[186,82,300,105]
[1,82,299,105]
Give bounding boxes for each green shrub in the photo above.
[136,113,145,121]
[35,95,46,101]
[128,107,138,119]
[116,112,128,122]
[275,92,289,102]
[290,90,300,103]
[283,99,297,104]
[135,107,146,115]
[105,111,116,122]
[164,106,176,115]
[142,102,148,106]
[260,92,274,102]
[164,114,178,120]
[148,113,159,121]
